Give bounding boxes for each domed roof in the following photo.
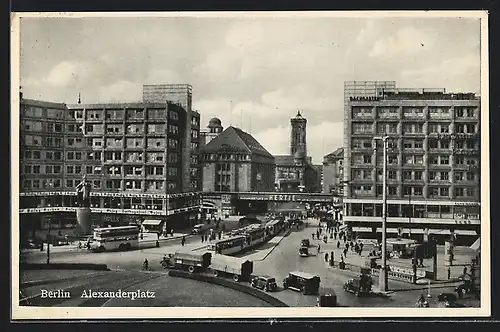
[208,117,222,128]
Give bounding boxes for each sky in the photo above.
[18,13,482,163]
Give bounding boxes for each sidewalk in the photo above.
[22,231,192,254]
[306,219,476,284]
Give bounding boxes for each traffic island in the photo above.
[168,270,288,307]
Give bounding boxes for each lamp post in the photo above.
[374,135,389,292]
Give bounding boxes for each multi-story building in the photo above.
[143,84,201,191]
[275,111,320,192]
[19,95,202,240]
[343,87,481,244]
[200,126,275,193]
[323,147,344,195]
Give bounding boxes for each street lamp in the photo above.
[374,135,389,292]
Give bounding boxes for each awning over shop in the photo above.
[142,219,163,226]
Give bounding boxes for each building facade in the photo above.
[20,96,202,240]
[343,87,481,243]
[322,147,344,195]
[200,126,275,193]
[142,84,201,191]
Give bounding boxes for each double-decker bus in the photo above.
[207,235,247,255]
[90,226,140,252]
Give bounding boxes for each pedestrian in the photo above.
[360,242,364,252]
[337,240,340,249]
[156,240,159,248]
[447,266,451,280]
[346,242,350,251]
[316,230,320,239]
[355,243,359,254]
[334,231,337,240]
[463,266,468,276]
[181,236,185,246]
[325,252,329,262]
[330,251,334,263]
[157,232,160,240]
[218,232,222,240]
[343,248,348,258]
[312,233,315,240]
[201,234,204,243]
[317,244,321,254]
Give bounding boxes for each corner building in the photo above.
[343,88,481,244]
[19,97,201,239]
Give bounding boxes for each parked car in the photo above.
[301,239,310,247]
[283,271,320,295]
[250,275,278,292]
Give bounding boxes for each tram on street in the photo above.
[89,225,140,252]
[243,224,266,247]
[207,235,247,255]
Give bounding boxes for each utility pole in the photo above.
[46,222,52,264]
[374,136,389,292]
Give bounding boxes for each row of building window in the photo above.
[202,154,251,162]
[351,154,478,166]
[22,178,178,191]
[350,185,476,198]
[352,123,478,135]
[22,107,184,122]
[22,135,182,150]
[22,150,179,163]
[347,202,479,219]
[70,109,178,121]
[351,169,477,181]
[23,164,178,176]
[352,138,477,150]
[352,106,478,120]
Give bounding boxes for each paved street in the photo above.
[245,217,479,307]
[21,215,480,308]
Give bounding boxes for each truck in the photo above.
[164,250,212,273]
[210,254,254,282]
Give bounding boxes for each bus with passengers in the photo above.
[89,225,140,252]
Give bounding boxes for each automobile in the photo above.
[455,280,476,298]
[437,292,458,303]
[299,246,309,257]
[23,239,42,249]
[191,224,205,235]
[283,271,320,295]
[301,239,310,247]
[343,274,373,297]
[250,275,278,292]
[317,289,338,307]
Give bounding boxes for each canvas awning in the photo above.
[142,219,163,226]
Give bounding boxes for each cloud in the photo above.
[369,26,436,58]
[96,80,142,103]
[252,125,290,156]
[400,53,480,93]
[43,61,90,87]
[145,69,182,85]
